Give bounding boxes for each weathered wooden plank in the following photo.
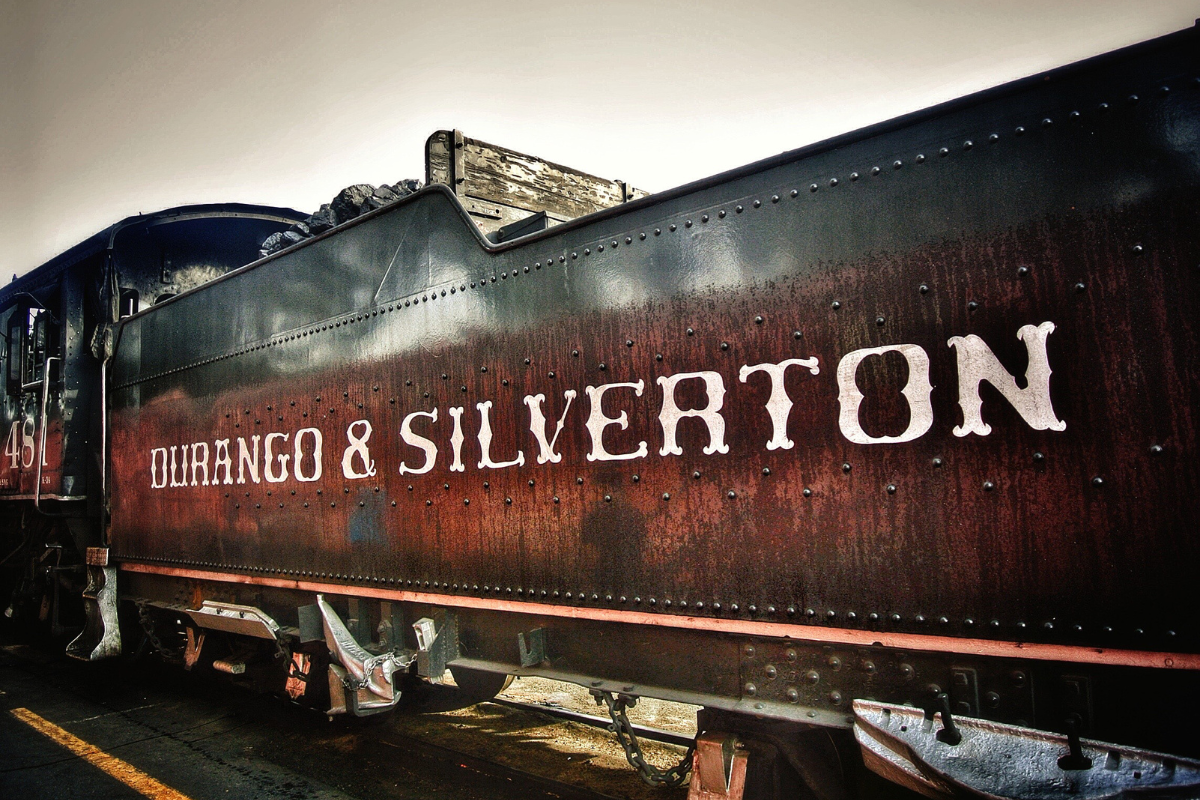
[424,129,647,235]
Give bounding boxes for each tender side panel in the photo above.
[110,34,1200,666]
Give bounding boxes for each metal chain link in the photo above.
[592,690,695,788]
[136,603,184,663]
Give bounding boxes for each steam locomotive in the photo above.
[3,23,1199,800]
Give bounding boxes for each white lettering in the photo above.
[293,428,323,482]
[150,447,169,489]
[476,401,525,469]
[341,419,377,479]
[399,409,438,476]
[948,321,1066,437]
[448,406,466,473]
[213,439,233,485]
[264,432,290,483]
[236,435,261,484]
[584,380,648,462]
[524,390,577,465]
[837,344,934,444]
[738,358,821,450]
[189,442,210,486]
[656,371,730,457]
[169,444,189,487]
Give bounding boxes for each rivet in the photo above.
[1074,281,1086,293]
[553,496,559,504]
[1132,243,1144,254]
[1091,476,1104,487]
[584,248,591,256]
[1017,265,1029,276]
[1159,85,1170,96]
[604,494,612,502]
[748,604,758,614]
[1127,94,1139,104]
[932,457,943,468]
[886,484,897,494]
[720,341,730,351]
[598,362,606,371]
[963,140,973,149]
[968,301,979,311]
[793,330,803,339]
[766,605,776,614]
[669,224,677,232]
[771,194,780,203]
[686,327,695,336]
[1033,451,1045,463]
[919,283,929,294]
[842,463,852,473]
[577,477,584,484]
[983,481,995,491]
[548,371,555,379]
[727,490,736,499]
[693,470,702,479]
[762,467,771,476]
[893,160,902,169]
[939,616,949,624]
[809,184,818,193]
[755,315,764,324]
[632,474,640,482]
[831,300,841,310]
[505,497,512,505]
[611,240,618,247]
[701,215,708,223]
[915,154,926,163]
[1042,117,1053,127]
[938,147,949,157]
[875,316,885,326]
[625,237,632,244]
[639,232,646,239]
[1015,125,1026,135]
[828,178,838,187]
[626,339,634,347]
[1069,111,1080,120]
[871,166,881,175]
[745,683,757,696]
[662,492,670,501]
[1150,444,1163,455]
[685,220,692,228]
[753,200,761,208]
[989,132,1000,141]
[654,228,661,235]
[802,488,812,497]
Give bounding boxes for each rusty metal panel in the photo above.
[110,27,1199,671]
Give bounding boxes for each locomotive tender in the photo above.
[4,23,1200,799]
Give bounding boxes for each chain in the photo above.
[592,690,695,787]
[136,603,184,663]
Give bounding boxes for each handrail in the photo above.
[33,356,59,513]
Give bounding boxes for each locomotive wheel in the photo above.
[449,666,513,703]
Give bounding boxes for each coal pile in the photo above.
[259,178,422,258]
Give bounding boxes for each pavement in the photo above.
[0,640,689,800]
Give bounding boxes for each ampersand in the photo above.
[341,419,377,479]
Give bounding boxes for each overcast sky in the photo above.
[1,1,1196,276]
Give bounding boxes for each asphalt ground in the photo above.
[0,639,690,800]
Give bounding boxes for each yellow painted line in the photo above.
[10,707,192,800]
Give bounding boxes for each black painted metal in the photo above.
[103,25,1200,760]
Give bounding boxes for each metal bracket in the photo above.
[518,627,546,667]
[414,614,457,681]
[183,628,205,670]
[853,699,1200,799]
[185,601,282,640]
[317,594,409,715]
[65,548,120,661]
[688,732,748,800]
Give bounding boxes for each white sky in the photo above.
[1,1,1196,276]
